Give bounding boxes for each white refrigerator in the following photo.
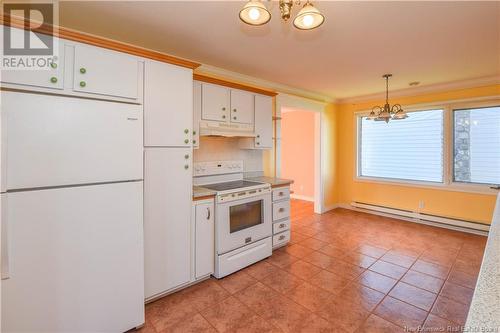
[1,91,145,332]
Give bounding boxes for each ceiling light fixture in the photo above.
[239,0,272,26]
[239,0,324,30]
[367,74,408,123]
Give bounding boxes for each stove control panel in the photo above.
[193,160,244,176]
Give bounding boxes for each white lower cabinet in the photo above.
[192,199,215,280]
[144,148,192,300]
[272,186,291,249]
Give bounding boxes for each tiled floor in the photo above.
[141,199,487,333]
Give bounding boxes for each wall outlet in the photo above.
[418,201,425,209]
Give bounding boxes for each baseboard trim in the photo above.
[327,203,488,236]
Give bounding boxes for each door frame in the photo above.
[275,94,327,214]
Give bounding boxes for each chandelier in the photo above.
[239,0,325,30]
[367,74,408,123]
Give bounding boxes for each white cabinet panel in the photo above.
[193,81,202,149]
[0,28,64,90]
[254,95,273,148]
[2,91,143,191]
[1,182,144,332]
[273,200,290,221]
[273,230,290,248]
[272,187,290,201]
[73,45,139,100]
[201,83,229,122]
[230,89,254,124]
[144,60,192,147]
[144,148,192,299]
[195,200,215,279]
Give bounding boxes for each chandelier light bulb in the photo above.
[302,14,314,27]
[249,7,261,21]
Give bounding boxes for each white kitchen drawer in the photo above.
[273,219,290,234]
[273,200,290,221]
[272,187,290,201]
[215,237,272,278]
[273,230,290,248]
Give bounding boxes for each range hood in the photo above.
[199,120,255,137]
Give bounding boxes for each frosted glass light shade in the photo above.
[293,3,324,30]
[239,0,271,26]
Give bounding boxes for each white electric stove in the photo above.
[193,161,272,278]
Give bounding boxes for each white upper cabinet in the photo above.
[254,95,273,148]
[230,89,254,124]
[0,28,64,90]
[73,45,140,100]
[201,83,230,122]
[144,60,193,147]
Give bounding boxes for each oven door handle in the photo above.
[206,207,211,220]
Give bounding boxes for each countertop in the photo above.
[465,193,500,331]
[245,176,294,188]
[192,177,293,200]
[192,186,217,199]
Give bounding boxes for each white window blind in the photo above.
[453,106,500,185]
[359,109,444,182]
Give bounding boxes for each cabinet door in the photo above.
[230,89,254,124]
[144,148,192,299]
[73,45,139,100]
[1,28,64,90]
[144,60,193,147]
[201,83,229,122]
[254,95,273,148]
[195,201,215,279]
[193,81,202,149]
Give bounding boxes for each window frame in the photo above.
[354,98,500,195]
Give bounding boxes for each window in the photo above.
[358,109,444,183]
[453,106,500,186]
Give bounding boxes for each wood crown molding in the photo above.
[193,73,277,97]
[1,14,201,70]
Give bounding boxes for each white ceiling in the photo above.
[59,1,500,100]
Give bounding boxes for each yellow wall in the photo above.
[322,103,339,209]
[335,84,500,224]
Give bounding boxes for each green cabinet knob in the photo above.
[79,81,86,87]
[256,142,260,145]
[193,140,197,144]
[233,109,237,112]
[222,115,226,119]
[50,77,58,83]
[184,165,189,170]
[50,62,57,69]
[184,129,189,134]
[233,116,237,120]
[184,139,189,144]
[80,68,86,74]
[222,107,226,111]
[256,134,260,138]
[184,154,189,159]
[193,130,197,135]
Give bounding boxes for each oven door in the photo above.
[216,192,272,254]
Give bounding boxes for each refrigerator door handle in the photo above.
[1,195,10,280]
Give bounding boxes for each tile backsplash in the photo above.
[194,137,263,173]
